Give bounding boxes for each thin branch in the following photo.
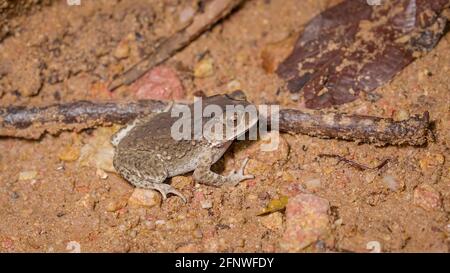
[318,154,391,171]
[0,99,432,146]
[108,0,245,91]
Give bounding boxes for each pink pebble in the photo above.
[131,66,185,100]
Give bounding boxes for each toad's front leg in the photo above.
[193,151,254,187]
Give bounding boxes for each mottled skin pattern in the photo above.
[112,91,258,202]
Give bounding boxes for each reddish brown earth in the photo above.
[0,0,449,252]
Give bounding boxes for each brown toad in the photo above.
[111,91,258,202]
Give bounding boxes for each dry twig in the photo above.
[108,0,244,91]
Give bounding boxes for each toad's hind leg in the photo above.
[114,150,186,202]
[193,152,254,187]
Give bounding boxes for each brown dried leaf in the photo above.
[277,0,449,109]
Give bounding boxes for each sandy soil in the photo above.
[0,0,449,252]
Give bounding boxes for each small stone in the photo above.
[201,200,213,209]
[128,188,161,208]
[194,55,214,78]
[114,40,130,59]
[303,178,322,190]
[66,241,81,253]
[18,170,37,181]
[259,211,283,231]
[193,228,203,239]
[334,218,343,226]
[78,127,117,172]
[365,172,377,183]
[96,168,108,180]
[179,6,196,24]
[235,238,245,248]
[413,184,442,211]
[131,66,185,100]
[394,109,409,121]
[105,197,128,212]
[58,145,80,162]
[280,193,331,252]
[227,80,241,91]
[382,174,404,192]
[366,241,381,253]
[155,220,166,226]
[129,230,138,238]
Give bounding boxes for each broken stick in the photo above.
[0,100,432,146]
[108,0,244,91]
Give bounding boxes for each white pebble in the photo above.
[96,168,109,180]
[383,174,402,191]
[201,200,213,209]
[66,241,81,253]
[18,170,37,181]
[304,178,322,190]
[366,241,381,253]
[155,220,166,225]
[179,7,196,24]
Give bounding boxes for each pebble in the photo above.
[382,174,404,192]
[303,178,322,191]
[96,168,108,180]
[364,172,377,183]
[18,170,37,181]
[131,66,185,100]
[280,193,331,252]
[394,109,409,121]
[155,220,166,226]
[78,127,116,172]
[413,184,442,211]
[227,80,241,91]
[366,241,382,253]
[105,197,128,212]
[259,211,283,231]
[179,6,196,24]
[58,145,80,162]
[114,39,130,59]
[193,228,203,239]
[66,241,81,253]
[201,200,213,209]
[194,55,214,78]
[128,188,161,208]
[129,230,138,238]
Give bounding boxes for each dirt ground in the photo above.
[0,0,449,252]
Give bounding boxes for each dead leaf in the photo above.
[277,0,449,109]
[257,195,289,216]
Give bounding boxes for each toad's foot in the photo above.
[226,157,254,186]
[193,155,254,187]
[144,182,187,203]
